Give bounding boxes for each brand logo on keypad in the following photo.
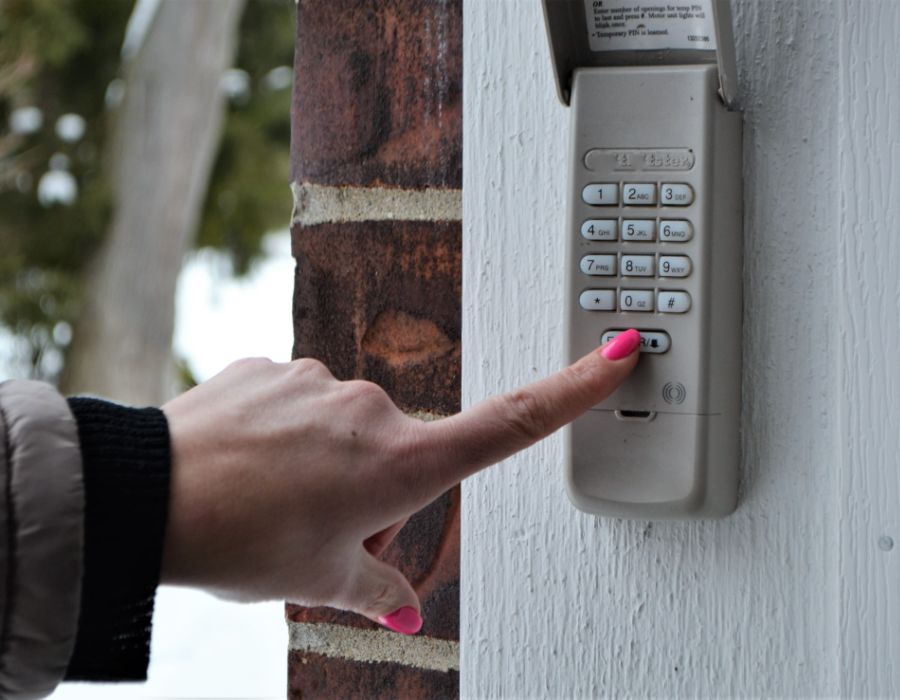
[584,148,695,172]
[662,382,686,405]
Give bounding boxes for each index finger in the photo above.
[416,329,641,493]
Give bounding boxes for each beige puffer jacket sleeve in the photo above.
[0,380,84,700]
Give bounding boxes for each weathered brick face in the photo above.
[288,652,459,699]
[292,221,461,415]
[292,0,462,188]
[288,1,462,697]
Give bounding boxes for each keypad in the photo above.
[577,182,694,319]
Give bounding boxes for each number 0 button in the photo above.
[619,289,654,312]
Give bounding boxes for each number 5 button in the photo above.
[658,291,691,313]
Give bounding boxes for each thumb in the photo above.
[343,552,422,635]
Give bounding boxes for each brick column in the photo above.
[287,1,461,698]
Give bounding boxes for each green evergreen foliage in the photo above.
[0,0,296,378]
[0,0,128,379]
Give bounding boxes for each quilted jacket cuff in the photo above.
[0,381,84,700]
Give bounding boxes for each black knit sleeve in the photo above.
[63,398,171,682]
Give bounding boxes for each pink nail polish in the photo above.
[378,606,423,635]
[600,329,641,360]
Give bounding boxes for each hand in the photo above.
[160,330,640,633]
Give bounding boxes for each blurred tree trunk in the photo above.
[62,0,245,404]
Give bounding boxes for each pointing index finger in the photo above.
[417,330,641,494]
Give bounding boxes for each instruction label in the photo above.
[583,0,717,52]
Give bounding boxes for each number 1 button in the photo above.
[581,183,619,206]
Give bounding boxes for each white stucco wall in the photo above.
[461,1,900,697]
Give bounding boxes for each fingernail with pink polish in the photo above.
[600,329,641,360]
[378,606,423,635]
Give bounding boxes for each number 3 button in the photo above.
[660,183,694,206]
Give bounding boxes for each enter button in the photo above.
[601,329,671,354]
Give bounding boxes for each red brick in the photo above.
[291,0,462,188]
[288,651,458,700]
[287,485,460,640]
[291,220,461,415]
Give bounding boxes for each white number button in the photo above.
[620,255,654,276]
[621,219,655,242]
[581,183,619,206]
[581,219,617,241]
[580,254,616,276]
[661,183,694,206]
[623,183,657,205]
[579,290,616,311]
[659,255,692,277]
[619,289,654,312]
[659,219,693,242]
[658,291,691,313]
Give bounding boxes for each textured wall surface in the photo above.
[289,0,462,697]
[462,0,899,697]
[839,1,900,695]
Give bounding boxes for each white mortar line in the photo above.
[288,621,460,673]
[291,182,462,225]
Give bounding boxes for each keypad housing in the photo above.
[562,65,743,519]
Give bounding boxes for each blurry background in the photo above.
[1,0,297,696]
